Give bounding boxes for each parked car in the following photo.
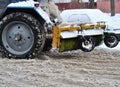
[61,9,120,48]
[61,9,106,24]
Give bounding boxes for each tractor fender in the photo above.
[1,0,52,25]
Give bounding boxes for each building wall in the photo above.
[56,2,89,11]
[97,0,120,13]
[54,0,97,3]
[55,0,93,11]
[115,1,120,13]
[54,0,71,3]
[55,0,120,13]
[97,1,110,13]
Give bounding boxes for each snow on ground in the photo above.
[99,42,120,51]
[1,9,120,87]
[1,48,120,87]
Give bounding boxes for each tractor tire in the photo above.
[0,12,46,59]
[104,34,119,48]
[80,36,95,52]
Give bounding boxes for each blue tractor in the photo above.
[0,0,53,58]
[0,0,105,59]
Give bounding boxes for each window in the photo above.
[67,14,91,24]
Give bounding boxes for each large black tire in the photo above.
[80,36,95,52]
[104,34,119,48]
[0,12,46,59]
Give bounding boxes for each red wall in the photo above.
[97,1,110,13]
[115,1,120,13]
[56,2,89,11]
[56,2,97,11]
[97,1,120,13]
[56,1,120,13]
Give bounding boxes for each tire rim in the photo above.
[2,21,34,55]
[82,39,93,50]
[107,36,117,46]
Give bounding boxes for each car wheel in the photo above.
[80,36,95,52]
[104,34,119,48]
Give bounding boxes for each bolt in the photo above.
[6,45,9,48]
[18,26,20,29]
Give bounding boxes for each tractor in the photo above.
[0,0,106,59]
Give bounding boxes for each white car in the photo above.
[61,9,120,48]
